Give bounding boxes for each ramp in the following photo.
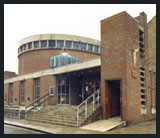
[80,117,126,132]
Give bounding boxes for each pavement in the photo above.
[4,117,103,134]
[4,117,156,134]
[4,124,44,134]
[80,117,126,132]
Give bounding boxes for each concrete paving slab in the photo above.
[4,117,102,134]
[4,120,55,134]
[80,117,126,132]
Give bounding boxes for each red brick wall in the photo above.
[4,71,17,79]
[40,75,57,105]
[4,84,9,105]
[101,11,156,123]
[101,11,128,120]
[101,11,144,123]
[18,49,100,75]
[25,79,34,105]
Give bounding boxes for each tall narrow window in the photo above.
[9,83,13,105]
[34,78,40,104]
[94,45,99,53]
[20,81,25,104]
[28,42,32,49]
[88,44,93,52]
[57,76,70,104]
[20,46,23,52]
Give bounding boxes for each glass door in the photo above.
[57,76,70,104]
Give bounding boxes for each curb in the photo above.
[4,121,55,134]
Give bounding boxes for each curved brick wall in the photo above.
[18,49,100,75]
[18,34,101,75]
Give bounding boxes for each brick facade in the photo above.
[4,11,156,123]
[4,84,8,105]
[101,11,156,123]
[18,49,100,75]
[148,16,156,72]
[4,71,17,79]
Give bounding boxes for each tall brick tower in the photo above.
[100,11,153,123]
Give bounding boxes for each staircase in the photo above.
[25,89,101,127]
[26,104,100,127]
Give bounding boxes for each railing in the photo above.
[25,92,50,118]
[76,89,100,126]
[4,108,20,118]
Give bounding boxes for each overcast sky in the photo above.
[4,4,156,74]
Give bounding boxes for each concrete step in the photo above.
[28,114,86,122]
[27,115,85,124]
[34,111,91,117]
[26,117,81,127]
[25,104,97,127]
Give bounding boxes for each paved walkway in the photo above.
[4,117,103,134]
[80,117,126,132]
[4,117,156,134]
[4,124,43,134]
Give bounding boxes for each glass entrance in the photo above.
[57,76,70,104]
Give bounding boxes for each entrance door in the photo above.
[57,76,70,104]
[105,80,120,118]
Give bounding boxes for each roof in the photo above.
[18,34,101,48]
[4,58,101,84]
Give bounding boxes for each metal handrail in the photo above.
[25,92,50,118]
[25,92,49,109]
[76,89,100,126]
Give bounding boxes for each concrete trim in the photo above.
[18,34,100,48]
[4,58,101,84]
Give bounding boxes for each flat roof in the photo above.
[4,58,101,84]
[18,34,101,48]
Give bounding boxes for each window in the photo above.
[94,45,99,53]
[73,42,79,50]
[28,42,32,49]
[49,40,55,48]
[20,46,23,52]
[80,42,86,50]
[57,40,64,48]
[49,86,55,96]
[65,41,72,49]
[41,40,47,48]
[20,81,25,104]
[34,78,40,104]
[34,41,39,48]
[88,44,93,52]
[9,83,13,104]
[21,44,26,52]
[18,48,20,53]
[57,76,69,104]
[23,44,26,51]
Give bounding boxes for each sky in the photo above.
[4,4,156,74]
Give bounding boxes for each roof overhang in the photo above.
[4,58,101,84]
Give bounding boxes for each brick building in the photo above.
[4,11,156,126]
